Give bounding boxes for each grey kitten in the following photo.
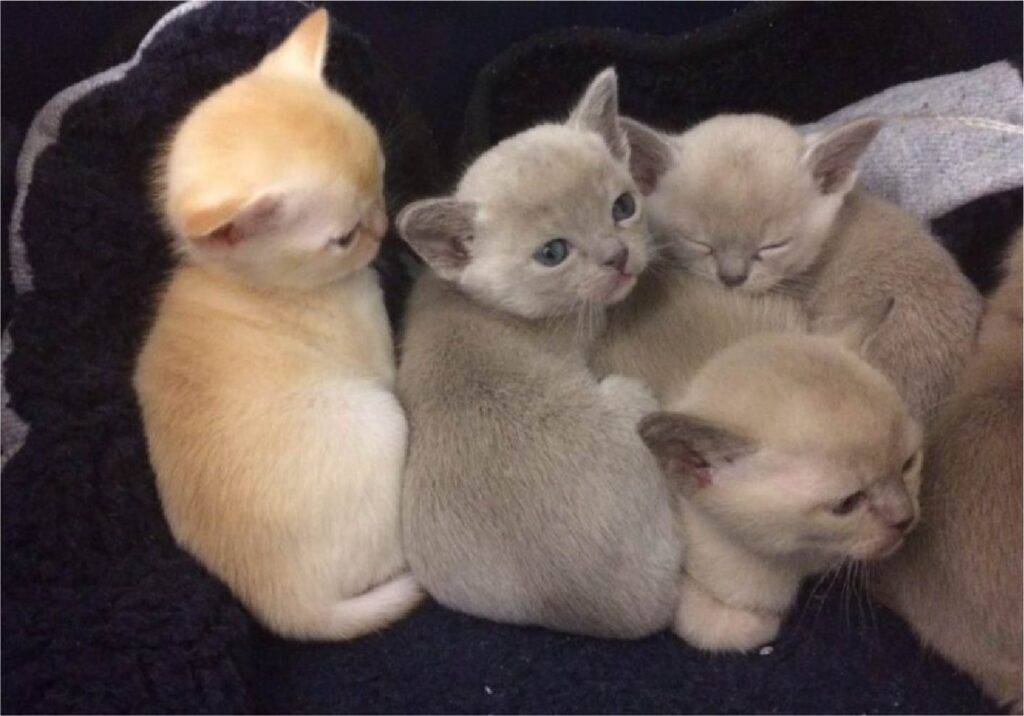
[623,113,983,422]
[395,69,682,638]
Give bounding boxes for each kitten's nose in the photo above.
[718,270,748,288]
[604,247,629,273]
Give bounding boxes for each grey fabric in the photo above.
[802,62,1023,220]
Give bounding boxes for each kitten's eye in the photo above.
[681,236,713,254]
[534,238,571,267]
[756,240,790,256]
[902,453,918,473]
[831,490,866,516]
[612,192,636,223]
[332,229,356,248]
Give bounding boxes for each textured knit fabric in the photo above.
[802,62,1023,221]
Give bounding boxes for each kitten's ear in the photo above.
[639,412,756,491]
[802,117,883,196]
[397,198,477,280]
[817,296,895,354]
[621,117,675,195]
[257,8,329,82]
[181,193,285,246]
[568,67,629,162]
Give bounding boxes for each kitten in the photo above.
[395,69,683,638]
[623,113,983,422]
[594,268,808,401]
[639,306,923,652]
[134,10,420,640]
[872,229,1023,711]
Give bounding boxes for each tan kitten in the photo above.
[623,113,983,423]
[873,230,1023,711]
[640,310,923,652]
[134,10,420,640]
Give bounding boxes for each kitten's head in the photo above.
[158,9,386,291]
[640,303,922,568]
[622,113,882,292]
[397,68,650,319]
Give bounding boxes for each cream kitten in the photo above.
[639,309,923,652]
[396,69,683,638]
[623,113,982,422]
[134,10,420,640]
[873,230,1023,712]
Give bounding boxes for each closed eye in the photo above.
[332,229,357,248]
[757,240,790,254]
[680,235,712,253]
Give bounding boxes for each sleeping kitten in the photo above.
[872,230,1023,711]
[623,113,983,422]
[396,69,683,638]
[134,10,420,639]
[640,306,923,652]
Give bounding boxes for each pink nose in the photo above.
[364,202,388,240]
[604,247,629,273]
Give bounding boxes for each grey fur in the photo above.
[396,69,682,638]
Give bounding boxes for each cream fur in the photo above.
[134,10,419,639]
[639,330,922,652]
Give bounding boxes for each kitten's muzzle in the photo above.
[603,247,630,274]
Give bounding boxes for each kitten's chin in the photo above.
[845,531,906,561]
[602,272,638,304]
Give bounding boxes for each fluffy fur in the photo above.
[872,229,1023,711]
[640,320,923,653]
[134,10,420,639]
[396,69,683,638]
[624,113,983,422]
[594,268,809,400]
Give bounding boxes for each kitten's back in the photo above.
[398,273,681,638]
[808,191,983,422]
[595,269,808,401]
[872,229,1022,709]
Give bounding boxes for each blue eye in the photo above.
[612,192,636,223]
[534,238,571,266]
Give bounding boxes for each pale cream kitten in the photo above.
[639,310,923,652]
[623,113,983,422]
[134,10,420,640]
[873,230,1023,712]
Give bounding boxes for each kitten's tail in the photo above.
[320,573,424,640]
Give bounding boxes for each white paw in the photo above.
[674,576,781,653]
[599,374,658,415]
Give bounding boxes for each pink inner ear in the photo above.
[665,448,714,488]
[204,223,242,246]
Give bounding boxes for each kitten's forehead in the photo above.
[667,115,813,238]
[459,125,624,213]
[686,335,913,470]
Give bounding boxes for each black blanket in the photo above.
[3,2,1020,713]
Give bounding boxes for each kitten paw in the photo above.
[674,576,781,653]
[599,374,658,416]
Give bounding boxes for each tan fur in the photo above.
[640,329,922,652]
[594,268,809,400]
[628,113,983,423]
[872,229,1023,710]
[134,10,420,640]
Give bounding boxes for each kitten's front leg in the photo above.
[675,573,781,652]
[599,374,658,423]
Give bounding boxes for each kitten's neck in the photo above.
[680,499,803,615]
